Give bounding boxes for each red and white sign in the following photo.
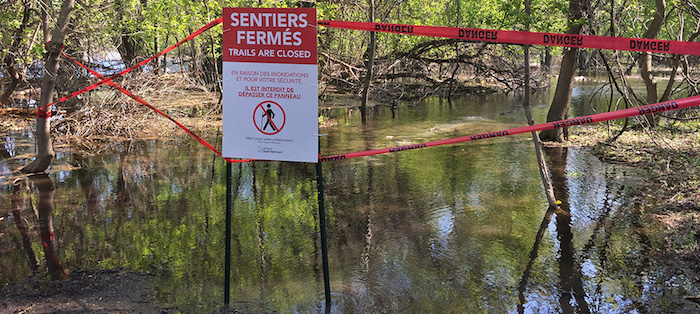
[253,100,285,135]
[222,7,318,162]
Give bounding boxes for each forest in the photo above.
[2,0,699,128]
[2,0,700,312]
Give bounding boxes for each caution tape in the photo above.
[319,95,700,162]
[34,17,700,164]
[38,17,224,113]
[61,52,252,164]
[318,20,700,56]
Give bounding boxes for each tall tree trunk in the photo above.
[540,0,589,142]
[115,0,142,67]
[639,0,666,126]
[360,0,376,121]
[20,0,75,173]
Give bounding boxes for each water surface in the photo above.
[1,85,697,312]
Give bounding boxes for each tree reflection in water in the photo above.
[11,179,39,273]
[30,173,66,280]
[2,92,699,312]
[547,147,590,313]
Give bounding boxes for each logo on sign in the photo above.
[253,100,286,135]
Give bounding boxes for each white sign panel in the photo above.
[222,7,318,162]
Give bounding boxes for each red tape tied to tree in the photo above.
[318,20,700,56]
[62,53,253,164]
[38,17,224,114]
[40,17,700,164]
[320,95,700,162]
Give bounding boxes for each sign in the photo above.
[222,7,318,162]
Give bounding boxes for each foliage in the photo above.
[0,0,698,111]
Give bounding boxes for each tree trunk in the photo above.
[115,0,142,67]
[540,0,589,142]
[20,0,75,173]
[639,0,666,126]
[0,0,32,105]
[360,0,377,120]
[543,47,552,71]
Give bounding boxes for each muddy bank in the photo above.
[1,268,165,313]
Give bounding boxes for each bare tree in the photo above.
[361,0,377,120]
[21,0,76,173]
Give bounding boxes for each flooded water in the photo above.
[1,84,698,312]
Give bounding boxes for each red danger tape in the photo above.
[61,52,252,164]
[319,95,700,162]
[318,20,700,56]
[37,109,51,119]
[39,17,224,113]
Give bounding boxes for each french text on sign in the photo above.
[223,8,317,65]
[222,7,318,163]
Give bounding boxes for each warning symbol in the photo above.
[253,100,286,135]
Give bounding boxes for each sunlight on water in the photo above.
[1,83,698,312]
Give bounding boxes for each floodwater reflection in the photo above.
[548,147,590,313]
[10,179,39,273]
[5,174,66,281]
[31,173,67,281]
[1,91,699,312]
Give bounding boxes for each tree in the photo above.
[360,0,377,119]
[114,0,145,67]
[540,0,589,142]
[638,0,666,126]
[21,0,76,173]
[0,0,32,105]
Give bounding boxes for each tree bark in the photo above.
[540,0,589,142]
[360,0,377,120]
[115,0,142,67]
[0,0,32,105]
[638,0,666,126]
[20,0,75,173]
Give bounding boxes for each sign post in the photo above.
[224,161,232,308]
[222,7,330,309]
[315,142,332,311]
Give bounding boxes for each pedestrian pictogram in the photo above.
[253,100,286,135]
[222,7,317,162]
